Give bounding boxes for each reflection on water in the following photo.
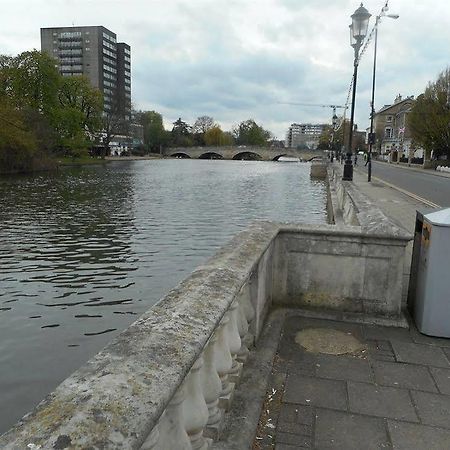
[0,159,327,432]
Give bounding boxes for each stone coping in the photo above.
[328,164,412,241]
[0,223,278,449]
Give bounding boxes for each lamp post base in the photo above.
[342,160,353,181]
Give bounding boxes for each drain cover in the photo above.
[295,328,365,355]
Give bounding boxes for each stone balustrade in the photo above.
[0,166,413,449]
[0,223,277,450]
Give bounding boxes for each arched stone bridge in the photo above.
[162,146,326,161]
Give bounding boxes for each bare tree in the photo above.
[193,115,215,134]
[101,90,129,156]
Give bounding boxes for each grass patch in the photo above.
[56,156,108,166]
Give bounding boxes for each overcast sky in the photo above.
[1,0,448,138]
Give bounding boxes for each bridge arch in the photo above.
[199,152,224,160]
[232,151,262,161]
[170,152,191,159]
[272,153,292,161]
[307,155,324,162]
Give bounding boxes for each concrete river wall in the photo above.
[0,164,412,449]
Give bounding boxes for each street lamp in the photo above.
[331,113,338,158]
[367,5,399,181]
[343,3,371,181]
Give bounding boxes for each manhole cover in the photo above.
[295,328,365,355]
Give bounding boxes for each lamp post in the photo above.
[331,112,338,159]
[367,6,399,181]
[343,3,371,181]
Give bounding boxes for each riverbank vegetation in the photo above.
[409,67,450,160]
[0,51,103,173]
[134,111,276,153]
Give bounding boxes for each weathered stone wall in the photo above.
[328,165,359,226]
[273,224,409,317]
[0,223,279,450]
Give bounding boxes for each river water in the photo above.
[0,159,327,433]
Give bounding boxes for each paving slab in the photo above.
[275,444,303,450]
[277,422,311,436]
[348,381,418,422]
[284,375,347,411]
[370,353,397,363]
[372,340,394,352]
[315,409,390,450]
[314,354,373,383]
[283,316,364,342]
[279,403,314,426]
[363,325,413,343]
[409,323,450,349]
[391,341,450,368]
[411,390,450,429]
[388,420,450,450]
[365,339,396,361]
[275,432,312,447]
[443,347,450,361]
[254,312,450,450]
[286,354,317,376]
[372,360,438,392]
[430,367,450,395]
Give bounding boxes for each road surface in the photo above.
[360,161,450,207]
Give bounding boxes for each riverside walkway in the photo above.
[242,166,450,450]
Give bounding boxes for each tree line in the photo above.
[134,113,275,154]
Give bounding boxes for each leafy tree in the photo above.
[204,125,233,146]
[58,76,103,133]
[324,118,351,155]
[54,76,103,155]
[409,67,450,159]
[317,125,333,150]
[170,118,193,147]
[0,103,37,172]
[136,110,168,152]
[2,50,60,118]
[233,119,272,146]
[22,108,57,155]
[0,51,62,169]
[192,116,215,146]
[223,131,234,145]
[0,51,104,162]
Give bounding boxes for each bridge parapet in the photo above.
[164,146,325,161]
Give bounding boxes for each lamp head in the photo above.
[351,3,371,44]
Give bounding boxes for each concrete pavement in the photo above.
[254,314,450,450]
[248,167,450,450]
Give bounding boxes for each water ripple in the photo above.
[0,159,327,432]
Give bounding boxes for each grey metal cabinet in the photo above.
[413,208,450,337]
